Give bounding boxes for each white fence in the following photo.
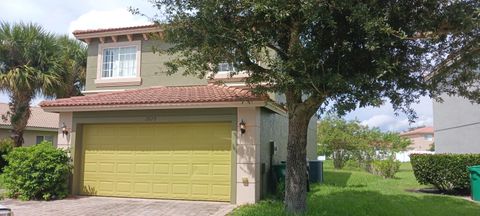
[395,150,435,162]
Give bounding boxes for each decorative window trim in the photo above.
[96,40,142,87]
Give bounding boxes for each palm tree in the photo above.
[55,36,87,98]
[0,22,61,147]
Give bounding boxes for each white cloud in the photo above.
[360,114,433,132]
[344,95,433,132]
[68,8,150,36]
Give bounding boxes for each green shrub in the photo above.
[371,158,400,178]
[3,141,71,200]
[410,154,480,193]
[0,138,13,172]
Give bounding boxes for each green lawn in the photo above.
[231,161,480,216]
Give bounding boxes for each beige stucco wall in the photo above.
[85,36,206,92]
[57,112,73,149]
[236,107,261,204]
[0,128,57,146]
[258,108,317,198]
[403,134,434,151]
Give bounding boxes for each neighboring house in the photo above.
[400,126,434,151]
[0,103,58,146]
[433,95,480,153]
[40,24,317,205]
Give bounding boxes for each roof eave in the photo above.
[0,124,57,132]
[73,25,163,41]
[41,100,284,114]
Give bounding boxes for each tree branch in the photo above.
[266,43,288,60]
[426,45,480,81]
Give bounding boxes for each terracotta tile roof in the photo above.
[40,84,266,108]
[400,126,434,136]
[0,103,58,129]
[73,24,158,35]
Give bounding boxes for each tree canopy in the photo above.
[140,0,479,117]
[137,0,479,213]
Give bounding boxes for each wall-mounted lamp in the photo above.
[62,122,69,136]
[239,120,246,134]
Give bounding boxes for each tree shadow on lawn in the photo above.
[322,171,352,187]
[306,190,480,216]
[321,170,367,188]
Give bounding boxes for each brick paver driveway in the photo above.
[1,196,235,216]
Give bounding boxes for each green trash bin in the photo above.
[273,163,286,182]
[468,165,480,201]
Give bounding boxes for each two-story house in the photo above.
[40,24,317,204]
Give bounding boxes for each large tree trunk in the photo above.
[284,90,322,214]
[9,95,32,147]
[284,110,310,213]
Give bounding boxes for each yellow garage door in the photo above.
[80,122,231,202]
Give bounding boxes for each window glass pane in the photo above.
[45,136,54,143]
[101,46,137,78]
[36,136,44,144]
[218,62,234,72]
[102,48,114,77]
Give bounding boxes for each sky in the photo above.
[0,0,434,132]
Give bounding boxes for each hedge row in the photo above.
[410,154,480,193]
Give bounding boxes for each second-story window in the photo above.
[102,46,137,78]
[218,62,235,73]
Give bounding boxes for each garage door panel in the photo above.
[191,184,209,196]
[152,183,169,194]
[153,163,170,174]
[99,181,114,192]
[98,162,115,173]
[172,183,189,196]
[134,182,151,194]
[81,181,98,195]
[116,163,133,173]
[81,122,231,201]
[212,185,230,197]
[191,163,210,175]
[172,164,189,175]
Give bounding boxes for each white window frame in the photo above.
[95,40,142,87]
[217,62,236,74]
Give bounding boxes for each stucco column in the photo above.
[57,112,73,149]
[236,107,261,204]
